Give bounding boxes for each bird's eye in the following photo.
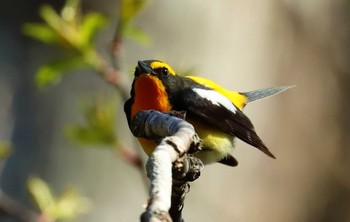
[160,68,169,77]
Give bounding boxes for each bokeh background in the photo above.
[1,0,349,221]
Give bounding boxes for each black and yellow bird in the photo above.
[124,60,291,166]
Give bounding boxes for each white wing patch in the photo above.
[192,88,237,113]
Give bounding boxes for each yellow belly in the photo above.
[138,118,234,165]
[138,138,157,156]
[190,118,234,165]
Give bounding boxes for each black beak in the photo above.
[137,60,157,76]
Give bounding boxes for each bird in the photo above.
[124,60,292,166]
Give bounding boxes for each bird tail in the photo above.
[242,85,295,104]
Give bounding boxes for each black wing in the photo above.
[218,154,239,166]
[182,88,275,158]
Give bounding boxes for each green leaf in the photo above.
[40,4,81,48]
[118,0,151,45]
[56,187,91,220]
[36,65,61,89]
[65,97,117,147]
[61,0,80,23]
[79,12,107,48]
[123,24,151,46]
[120,0,147,23]
[27,176,91,220]
[27,177,56,214]
[39,5,63,32]
[22,23,63,45]
[35,56,88,89]
[65,126,115,146]
[0,141,12,158]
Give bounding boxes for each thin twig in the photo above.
[83,8,150,189]
[0,189,52,222]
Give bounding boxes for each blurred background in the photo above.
[0,0,349,221]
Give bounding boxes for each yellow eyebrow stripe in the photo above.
[150,61,176,75]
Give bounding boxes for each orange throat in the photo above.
[131,74,172,118]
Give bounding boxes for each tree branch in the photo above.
[131,110,203,222]
[170,154,203,222]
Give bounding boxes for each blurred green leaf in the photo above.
[65,97,117,147]
[79,13,107,48]
[26,0,107,50]
[0,141,12,158]
[35,56,88,89]
[39,4,63,32]
[123,24,151,46]
[118,0,151,46]
[61,0,80,23]
[23,0,151,90]
[27,177,56,215]
[40,4,81,49]
[120,0,147,23]
[23,0,109,91]
[56,187,91,220]
[22,23,63,45]
[27,176,91,221]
